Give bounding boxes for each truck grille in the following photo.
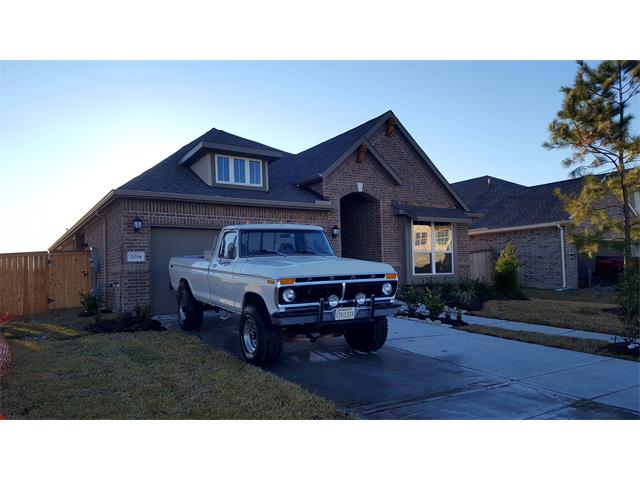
[344,281,397,300]
[279,280,397,305]
[282,284,343,304]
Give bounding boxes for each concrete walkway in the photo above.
[462,314,621,343]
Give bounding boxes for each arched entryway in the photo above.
[339,192,382,261]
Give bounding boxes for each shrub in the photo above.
[494,244,523,299]
[79,289,104,317]
[451,287,477,307]
[399,285,421,306]
[424,279,456,302]
[422,288,445,319]
[617,263,640,344]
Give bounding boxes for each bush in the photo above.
[617,263,640,344]
[399,285,421,306]
[422,288,445,319]
[79,289,104,317]
[494,244,523,299]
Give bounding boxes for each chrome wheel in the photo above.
[242,317,258,356]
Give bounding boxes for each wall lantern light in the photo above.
[331,225,340,238]
[132,216,143,233]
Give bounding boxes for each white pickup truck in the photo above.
[168,224,401,366]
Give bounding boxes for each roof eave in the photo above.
[178,141,283,166]
[468,220,573,235]
[49,190,118,251]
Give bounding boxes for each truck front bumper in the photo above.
[271,299,402,327]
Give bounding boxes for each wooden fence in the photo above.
[0,251,92,316]
[469,249,495,283]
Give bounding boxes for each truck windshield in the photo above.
[239,229,334,257]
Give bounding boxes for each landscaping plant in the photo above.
[422,288,445,319]
[494,243,524,299]
[79,289,104,318]
[617,262,640,344]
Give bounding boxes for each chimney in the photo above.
[487,176,491,186]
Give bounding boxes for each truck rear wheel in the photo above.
[239,304,282,367]
[345,316,388,352]
[177,282,203,330]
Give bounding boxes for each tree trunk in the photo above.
[617,62,632,271]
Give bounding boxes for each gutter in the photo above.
[469,220,572,236]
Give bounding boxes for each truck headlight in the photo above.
[328,294,339,308]
[355,292,366,305]
[282,288,296,303]
[382,282,393,296]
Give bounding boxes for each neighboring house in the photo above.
[452,175,637,289]
[51,111,475,314]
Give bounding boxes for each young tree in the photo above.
[546,61,640,342]
[544,61,640,268]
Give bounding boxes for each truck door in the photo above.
[208,229,237,310]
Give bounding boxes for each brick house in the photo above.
[452,175,639,289]
[50,111,475,314]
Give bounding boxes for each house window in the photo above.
[412,221,453,275]
[215,154,263,187]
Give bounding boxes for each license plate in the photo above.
[334,307,356,321]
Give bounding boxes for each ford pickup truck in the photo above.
[168,224,401,366]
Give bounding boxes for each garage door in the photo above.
[150,227,219,315]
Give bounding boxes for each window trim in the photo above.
[215,154,264,187]
[410,219,455,276]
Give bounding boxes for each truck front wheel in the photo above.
[345,316,388,352]
[177,282,203,330]
[239,304,282,367]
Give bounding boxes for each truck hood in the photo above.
[235,255,396,278]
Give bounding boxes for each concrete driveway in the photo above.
[159,313,640,419]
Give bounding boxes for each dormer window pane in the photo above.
[233,158,246,183]
[249,160,261,185]
[214,154,263,188]
[216,156,230,182]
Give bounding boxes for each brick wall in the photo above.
[59,120,471,312]
[117,199,334,312]
[469,226,579,289]
[319,123,469,282]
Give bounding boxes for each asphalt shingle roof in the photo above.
[452,175,587,230]
[118,113,389,204]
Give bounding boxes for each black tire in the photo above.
[177,281,203,330]
[239,304,282,367]
[345,316,388,352]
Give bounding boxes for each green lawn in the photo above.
[0,310,347,420]
[459,324,638,362]
[468,287,625,336]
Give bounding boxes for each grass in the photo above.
[0,310,347,419]
[467,287,625,336]
[459,324,638,362]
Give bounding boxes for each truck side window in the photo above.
[219,231,237,260]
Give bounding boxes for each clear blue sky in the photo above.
[2,61,636,252]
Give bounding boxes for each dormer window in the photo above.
[215,154,263,187]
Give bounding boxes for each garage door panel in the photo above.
[150,227,219,314]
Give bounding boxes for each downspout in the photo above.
[558,224,567,290]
